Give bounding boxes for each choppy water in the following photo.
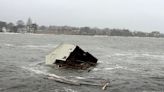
[0,33,164,92]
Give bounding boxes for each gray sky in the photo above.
[0,0,164,33]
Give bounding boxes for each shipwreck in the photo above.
[45,44,97,69]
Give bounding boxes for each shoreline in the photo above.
[0,32,163,38]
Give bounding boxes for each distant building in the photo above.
[17,27,27,33]
[0,21,7,32]
[26,18,38,33]
[2,27,7,32]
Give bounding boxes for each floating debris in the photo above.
[46,74,110,90]
[46,43,98,69]
[22,66,110,90]
[44,44,109,90]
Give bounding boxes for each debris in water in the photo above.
[46,74,110,90]
[102,82,109,90]
[45,43,97,69]
[45,44,109,90]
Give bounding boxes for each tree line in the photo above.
[0,18,38,33]
[38,26,164,37]
[0,19,164,37]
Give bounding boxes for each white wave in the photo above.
[93,67,116,71]
[3,43,57,50]
[114,53,129,56]
[92,68,101,71]
[72,76,86,79]
[24,33,47,36]
[22,66,70,79]
[115,64,128,69]
[97,60,103,63]
[113,52,164,59]
[22,66,84,80]
[100,55,112,58]
[93,35,109,37]
[21,44,56,48]
[63,87,78,92]
[141,53,164,58]
[4,43,14,47]
[21,66,100,86]
[22,66,65,79]
[93,65,129,71]
[129,53,164,59]
[19,44,57,50]
[0,32,21,35]
[22,66,46,75]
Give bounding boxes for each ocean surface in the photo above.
[0,33,164,92]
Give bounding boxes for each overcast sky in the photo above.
[0,0,164,33]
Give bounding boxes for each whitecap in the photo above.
[93,65,130,71]
[127,53,164,59]
[63,87,78,92]
[104,67,116,70]
[21,66,66,79]
[0,32,21,35]
[21,44,56,48]
[19,44,57,50]
[141,53,164,58]
[113,52,164,59]
[113,53,129,56]
[92,67,116,71]
[93,35,109,37]
[92,68,101,71]
[21,66,45,75]
[4,43,14,47]
[72,76,86,79]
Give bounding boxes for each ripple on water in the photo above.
[3,43,57,50]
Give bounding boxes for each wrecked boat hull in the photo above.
[46,44,97,69]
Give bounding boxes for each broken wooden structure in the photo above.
[46,44,97,69]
